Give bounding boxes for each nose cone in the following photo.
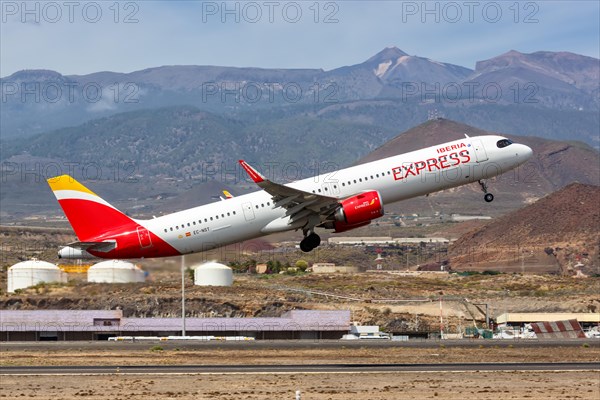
[519,144,533,161]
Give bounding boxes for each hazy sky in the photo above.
[1,1,599,76]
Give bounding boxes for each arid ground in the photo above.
[1,343,599,399]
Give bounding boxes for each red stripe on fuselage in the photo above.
[88,227,180,259]
[58,199,180,259]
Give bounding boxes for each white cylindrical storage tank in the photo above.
[194,262,233,286]
[7,259,67,293]
[87,260,146,283]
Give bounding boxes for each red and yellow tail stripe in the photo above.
[47,175,179,258]
[47,175,134,241]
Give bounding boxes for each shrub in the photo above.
[482,270,502,275]
[295,260,309,271]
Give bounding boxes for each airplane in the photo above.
[48,135,533,259]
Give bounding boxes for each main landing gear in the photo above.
[479,180,494,203]
[300,232,321,252]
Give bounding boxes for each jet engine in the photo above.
[332,190,384,232]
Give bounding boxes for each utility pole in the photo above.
[473,303,490,328]
[181,255,186,336]
[439,295,444,340]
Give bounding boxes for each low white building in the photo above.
[342,325,390,340]
[328,236,449,245]
[328,236,396,245]
[312,263,360,274]
[450,214,492,222]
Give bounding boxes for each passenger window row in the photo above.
[255,201,272,209]
[164,168,395,231]
[311,171,391,193]
[164,210,238,233]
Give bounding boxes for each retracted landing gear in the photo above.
[479,180,494,203]
[300,232,321,252]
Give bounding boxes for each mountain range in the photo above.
[1,47,598,146]
[1,47,598,220]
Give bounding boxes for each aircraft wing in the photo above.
[239,160,340,225]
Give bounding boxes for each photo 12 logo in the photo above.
[399,81,539,104]
[201,1,340,23]
[200,81,338,104]
[401,1,540,24]
[196,160,341,185]
[1,1,140,24]
[1,81,140,105]
[1,161,139,184]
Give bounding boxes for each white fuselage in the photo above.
[135,135,532,254]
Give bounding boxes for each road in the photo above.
[1,362,599,375]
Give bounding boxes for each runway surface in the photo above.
[2,338,599,351]
[1,362,598,375]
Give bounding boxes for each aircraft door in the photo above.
[136,227,153,248]
[241,202,255,221]
[471,139,489,162]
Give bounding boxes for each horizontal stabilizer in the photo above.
[67,241,116,253]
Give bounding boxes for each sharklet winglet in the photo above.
[239,160,265,183]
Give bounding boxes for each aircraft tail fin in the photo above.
[47,175,137,241]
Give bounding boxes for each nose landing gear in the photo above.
[479,180,494,203]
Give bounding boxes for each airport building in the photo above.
[328,236,449,245]
[0,309,351,341]
[311,263,360,274]
[496,312,600,329]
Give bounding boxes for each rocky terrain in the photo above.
[449,183,600,275]
[2,266,598,335]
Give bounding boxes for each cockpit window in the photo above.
[497,139,513,148]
